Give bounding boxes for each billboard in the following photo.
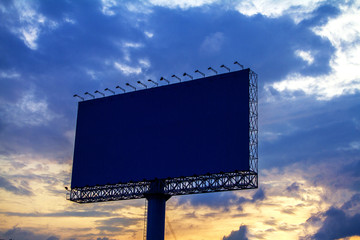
[71,69,251,189]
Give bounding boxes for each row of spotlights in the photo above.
[73,62,245,101]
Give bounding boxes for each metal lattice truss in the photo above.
[68,70,258,203]
[249,70,258,175]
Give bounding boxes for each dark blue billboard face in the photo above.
[71,69,250,188]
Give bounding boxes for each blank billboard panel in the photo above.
[71,69,250,188]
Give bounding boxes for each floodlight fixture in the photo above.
[195,69,205,77]
[126,82,136,91]
[183,72,193,80]
[84,92,95,99]
[208,67,218,74]
[73,94,84,101]
[116,86,126,93]
[234,61,244,69]
[160,77,170,84]
[104,88,115,95]
[94,90,105,97]
[220,64,230,72]
[148,79,158,86]
[171,74,181,82]
[137,81,147,89]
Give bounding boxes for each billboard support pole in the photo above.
[145,180,171,240]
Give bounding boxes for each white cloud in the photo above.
[144,31,154,38]
[263,131,283,141]
[313,3,360,49]
[2,1,58,50]
[338,141,360,151]
[114,62,142,75]
[200,32,225,54]
[235,0,323,23]
[266,1,360,100]
[295,50,314,65]
[139,58,151,68]
[101,0,118,16]
[353,118,360,131]
[113,58,151,75]
[149,0,217,9]
[118,41,144,62]
[86,69,97,80]
[126,2,153,14]
[349,142,360,150]
[0,70,20,79]
[63,17,76,24]
[123,42,143,48]
[3,92,57,127]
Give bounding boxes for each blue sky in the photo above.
[0,0,360,239]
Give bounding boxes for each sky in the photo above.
[0,0,360,239]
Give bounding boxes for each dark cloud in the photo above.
[223,225,249,240]
[0,175,33,196]
[264,218,277,226]
[96,217,139,227]
[252,188,265,202]
[237,188,266,211]
[286,182,300,192]
[1,210,114,217]
[95,217,139,233]
[0,1,359,239]
[177,192,238,210]
[47,237,60,240]
[341,194,360,211]
[277,223,298,232]
[311,207,360,240]
[301,4,340,28]
[281,208,295,215]
[146,4,336,83]
[0,227,59,240]
[260,94,360,172]
[0,0,146,160]
[0,0,339,162]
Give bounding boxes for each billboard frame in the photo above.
[67,69,258,203]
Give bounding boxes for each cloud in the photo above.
[338,141,360,151]
[101,0,118,16]
[2,91,57,127]
[200,32,225,54]
[268,1,360,100]
[235,0,323,23]
[95,217,140,233]
[0,1,58,50]
[96,217,139,227]
[223,225,249,240]
[341,194,360,214]
[2,210,115,218]
[47,237,59,240]
[260,92,360,170]
[0,1,359,240]
[149,0,217,9]
[252,188,266,202]
[0,227,59,240]
[311,207,360,240]
[295,50,314,65]
[0,175,33,196]
[0,70,21,79]
[178,192,238,210]
[114,62,142,75]
[236,188,266,211]
[144,31,154,38]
